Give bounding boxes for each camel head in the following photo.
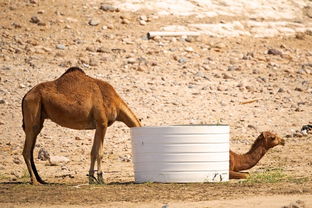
[260,131,285,149]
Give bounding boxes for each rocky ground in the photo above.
[0,0,312,207]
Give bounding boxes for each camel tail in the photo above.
[118,101,142,128]
[21,94,27,131]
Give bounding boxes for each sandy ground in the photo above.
[0,0,312,207]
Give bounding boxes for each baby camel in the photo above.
[22,67,141,185]
[230,131,285,179]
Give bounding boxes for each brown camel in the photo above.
[230,131,285,179]
[22,67,141,185]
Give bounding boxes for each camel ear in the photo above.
[261,131,269,138]
[261,131,273,139]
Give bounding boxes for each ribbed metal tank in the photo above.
[131,125,229,183]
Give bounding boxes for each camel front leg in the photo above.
[229,170,250,179]
[89,123,107,184]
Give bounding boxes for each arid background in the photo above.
[0,0,312,207]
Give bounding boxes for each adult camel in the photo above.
[230,131,285,179]
[22,67,141,185]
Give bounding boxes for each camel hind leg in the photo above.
[229,170,250,179]
[22,94,45,185]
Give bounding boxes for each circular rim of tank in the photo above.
[131,124,230,134]
[132,124,229,129]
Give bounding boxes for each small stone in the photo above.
[137,65,145,72]
[178,58,187,64]
[89,19,100,26]
[185,37,195,43]
[0,99,5,104]
[86,46,96,52]
[306,30,312,36]
[121,19,130,24]
[107,24,114,29]
[96,47,110,53]
[278,88,285,93]
[13,157,22,164]
[48,156,70,166]
[229,58,239,64]
[227,65,238,71]
[195,72,205,78]
[19,84,26,88]
[75,136,82,140]
[295,32,305,40]
[127,58,136,64]
[301,129,308,136]
[37,22,46,26]
[222,73,233,79]
[1,66,11,70]
[217,86,225,91]
[38,148,50,161]
[304,6,312,18]
[267,48,282,55]
[295,87,303,92]
[30,16,40,24]
[139,15,147,21]
[281,54,293,60]
[29,0,38,4]
[100,4,118,12]
[56,44,65,50]
[185,47,194,52]
[89,57,98,66]
[119,155,131,162]
[220,101,226,106]
[214,42,226,49]
[42,47,52,52]
[139,20,146,25]
[12,22,22,29]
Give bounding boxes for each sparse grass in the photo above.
[242,168,309,184]
[19,169,30,182]
[287,176,309,184]
[244,169,287,183]
[0,173,9,180]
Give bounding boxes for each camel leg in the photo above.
[22,96,45,184]
[229,170,250,179]
[89,123,107,184]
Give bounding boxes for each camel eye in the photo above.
[270,137,275,141]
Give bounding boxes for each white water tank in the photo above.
[131,125,229,183]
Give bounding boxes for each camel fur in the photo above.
[230,131,285,179]
[22,67,141,185]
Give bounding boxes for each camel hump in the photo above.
[63,67,85,75]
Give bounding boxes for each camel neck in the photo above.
[236,139,268,171]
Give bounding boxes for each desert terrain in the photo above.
[0,0,312,207]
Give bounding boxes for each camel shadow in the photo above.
[106,181,136,185]
[0,181,60,186]
[0,181,26,185]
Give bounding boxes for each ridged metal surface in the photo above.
[131,125,229,183]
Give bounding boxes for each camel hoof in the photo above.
[97,172,104,184]
[31,180,46,185]
[88,175,98,184]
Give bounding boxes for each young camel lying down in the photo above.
[230,131,285,179]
